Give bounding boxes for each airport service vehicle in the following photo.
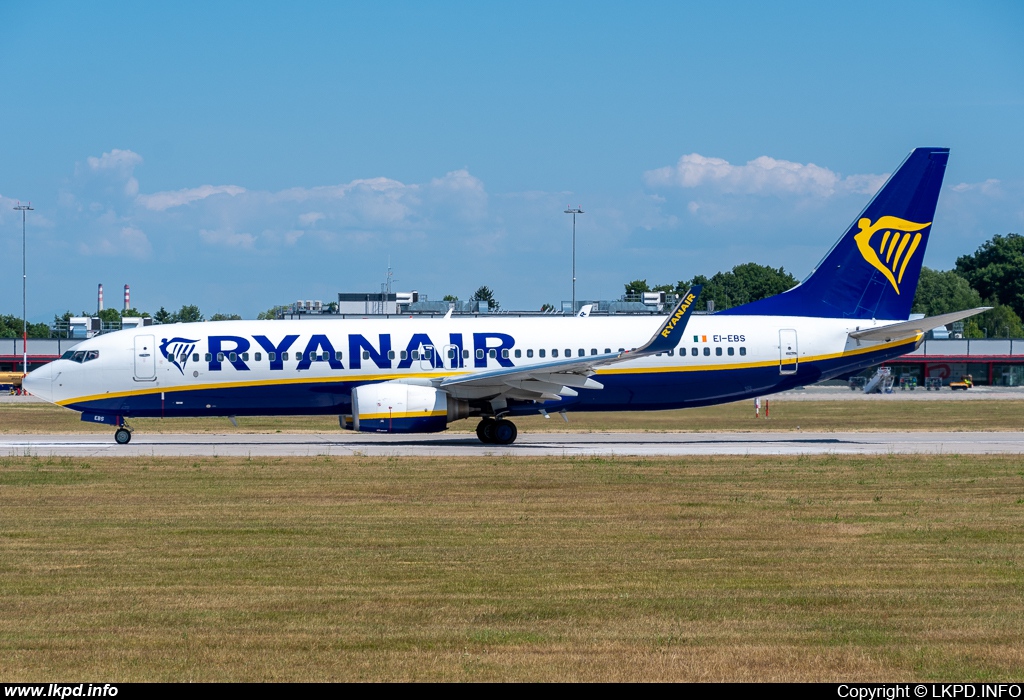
[950,375,974,391]
[24,148,987,445]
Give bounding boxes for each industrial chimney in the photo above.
[98,284,104,314]
[124,284,130,311]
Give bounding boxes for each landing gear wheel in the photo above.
[114,428,132,445]
[493,420,518,445]
[476,418,497,444]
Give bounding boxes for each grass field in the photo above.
[2,453,1023,681]
[2,399,1024,434]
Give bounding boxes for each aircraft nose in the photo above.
[22,363,53,403]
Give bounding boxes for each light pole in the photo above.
[564,206,584,313]
[14,203,33,376]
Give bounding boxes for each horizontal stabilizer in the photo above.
[848,307,990,342]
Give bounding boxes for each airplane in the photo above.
[24,147,987,446]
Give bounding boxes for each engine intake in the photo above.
[344,383,470,433]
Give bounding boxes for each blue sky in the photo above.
[1,1,1022,320]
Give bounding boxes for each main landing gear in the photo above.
[475,417,518,445]
[114,418,133,445]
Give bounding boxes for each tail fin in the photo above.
[720,147,949,320]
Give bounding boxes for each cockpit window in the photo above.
[61,350,75,360]
[84,350,99,362]
[71,351,86,363]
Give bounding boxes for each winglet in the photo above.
[633,285,702,356]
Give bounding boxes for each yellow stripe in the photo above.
[879,230,891,256]
[891,233,911,272]
[360,410,446,420]
[897,233,922,284]
[885,231,900,263]
[56,369,468,406]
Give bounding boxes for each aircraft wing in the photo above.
[438,286,701,402]
[848,307,990,342]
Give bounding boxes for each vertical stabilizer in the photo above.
[720,147,949,320]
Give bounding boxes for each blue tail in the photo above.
[720,147,949,320]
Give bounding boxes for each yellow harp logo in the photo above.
[854,216,931,295]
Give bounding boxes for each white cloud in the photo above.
[79,226,153,259]
[78,149,144,197]
[951,179,1002,195]
[137,184,246,211]
[199,228,256,249]
[645,153,887,197]
[87,149,143,172]
[298,212,325,226]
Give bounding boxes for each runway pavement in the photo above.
[4,431,1024,457]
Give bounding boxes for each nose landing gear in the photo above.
[475,418,518,445]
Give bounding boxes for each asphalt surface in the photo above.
[4,431,1024,457]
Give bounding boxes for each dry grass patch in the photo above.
[1,453,1023,681]
[3,399,1024,434]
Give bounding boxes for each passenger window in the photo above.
[411,350,419,360]
[578,349,584,357]
[463,350,470,359]
[424,348,432,359]
[255,352,262,361]
[591,349,597,356]
[400,350,407,360]
[667,349,674,356]
[691,348,698,356]
[715,347,722,356]
[527,349,533,358]
[447,348,455,359]
[193,353,200,363]
[703,347,710,356]
[269,352,276,362]
[282,352,289,361]
[489,349,496,358]
[388,350,396,360]
[727,347,734,356]
[217,353,225,362]
[739,347,747,356]
[539,349,546,358]
[229,352,237,362]
[362,351,369,360]
[604,348,611,354]
[476,349,484,359]
[336,351,343,360]
[241,352,249,361]
[502,349,509,359]
[514,349,521,358]
[618,348,625,353]
[565,349,571,357]
[552,349,559,358]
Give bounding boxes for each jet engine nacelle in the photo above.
[346,383,471,433]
